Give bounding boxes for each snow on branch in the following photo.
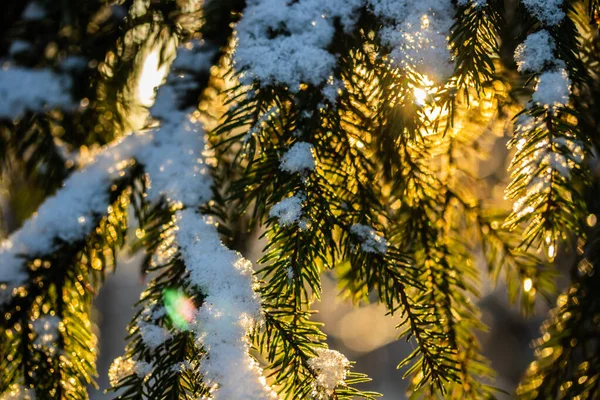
[113,46,277,397]
[368,0,456,82]
[521,0,565,26]
[233,0,363,89]
[0,67,74,118]
[350,224,388,255]
[176,210,277,399]
[0,132,151,289]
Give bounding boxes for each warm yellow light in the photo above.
[136,48,170,107]
[414,87,428,106]
[548,244,555,259]
[523,278,533,293]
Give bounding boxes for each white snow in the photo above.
[522,0,565,26]
[137,321,172,350]
[514,30,556,73]
[8,40,32,55]
[350,224,388,254]
[135,47,277,399]
[0,133,151,288]
[234,0,363,89]
[137,108,212,207]
[532,68,571,107]
[369,0,456,82]
[269,193,305,226]
[0,67,73,118]
[280,142,316,174]
[307,348,350,398]
[175,210,277,400]
[22,2,46,20]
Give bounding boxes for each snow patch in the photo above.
[176,210,277,400]
[234,0,363,89]
[514,30,556,73]
[369,0,456,82]
[522,0,565,26]
[270,194,305,226]
[351,224,388,254]
[280,142,316,173]
[0,68,73,118]
[532,68,571,107]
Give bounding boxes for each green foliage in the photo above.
[2,0,600,399]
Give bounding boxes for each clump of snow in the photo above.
[322,78,344,104]
[22,1,46,20]
[307,348,350,398]
[137,321,172,350]
[514,30,556,73]
[234,0,363,89]
[369,0,456,82]
[350,224,388,254]
[532,68,571,107]
[280,142,316,173]
[108,357,152,387]
[137,110,212,207]
[0,68,73,118]
[0,133,151,289]
[9,40,32,55]
[270,194,305,226]
[31,315,61,347]
[175,210,277,400]
[522,0,565,26]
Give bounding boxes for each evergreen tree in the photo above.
[0,0,599,399]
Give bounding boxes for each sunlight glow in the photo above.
[136,48,170,107]
[523,278,533,293]
[414,87,428,107]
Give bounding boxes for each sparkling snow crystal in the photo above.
[280,142,316,173]
[270,194,305,226]
[350,224,388,254]
[234,0,363,89]
[514,30,556,73]
[108,357,152,387]
[307,348,350,398]
[532,68,571,107]
[522,0,565,26]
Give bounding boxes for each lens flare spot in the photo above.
[163,289,195,330]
